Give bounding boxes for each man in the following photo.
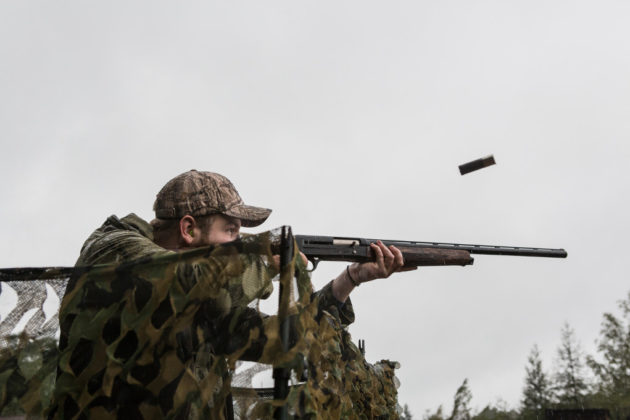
[50,170,406,419]
[150,170,405,302]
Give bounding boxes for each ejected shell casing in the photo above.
[459,155,496,175]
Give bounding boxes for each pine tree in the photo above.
[473,403,519,420]
[423,405,445,420]
[553,322,588,408]
[521,345,552,418]
[587,291,630,414]
[449,379,472,420]
[400,403,414,419]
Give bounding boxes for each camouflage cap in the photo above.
[153,170,271,227]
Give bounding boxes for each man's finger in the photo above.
[378,241,395,265]
[389,245,404,267]
[378,241,400,277]
[271,255,280,270]
[370,242,385,266]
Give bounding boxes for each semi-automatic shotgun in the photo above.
[294,235,567,269]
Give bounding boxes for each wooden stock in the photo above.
[396,247,473,267]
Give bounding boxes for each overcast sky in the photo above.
[1,1,629,416]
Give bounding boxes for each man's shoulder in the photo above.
[77,213,167,266]
[96,213,153,238]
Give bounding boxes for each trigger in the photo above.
[306,258,320,272]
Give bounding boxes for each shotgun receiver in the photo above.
[294,235,567,270]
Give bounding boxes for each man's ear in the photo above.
[179,215,196,246]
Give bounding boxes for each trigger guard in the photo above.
[305,258,320,272]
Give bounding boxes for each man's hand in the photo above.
[352,240,408,284]
[332,241,417,302]
[271,252,309,270]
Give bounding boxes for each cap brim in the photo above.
[223,204,272,227]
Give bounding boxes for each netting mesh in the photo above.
[0,270,67,417]
[0,229,400,419]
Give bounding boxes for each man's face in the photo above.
[200,214,241,245]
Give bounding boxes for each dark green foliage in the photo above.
[400,403,414,419]
[422,405,445,420]
[472,403,519,420]
[553,322,588,408]
[586,292,630,418]
[422,384,518,420]
[450,378,473,420]
[521,344,553,418]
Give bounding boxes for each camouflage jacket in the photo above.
[49,214,356,419]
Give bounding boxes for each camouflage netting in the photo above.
[0,228,400,419]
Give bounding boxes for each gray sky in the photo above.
[1,1,629,416]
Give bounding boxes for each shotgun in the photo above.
[294,235,567,270]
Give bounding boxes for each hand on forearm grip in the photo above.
[353,241,415,284]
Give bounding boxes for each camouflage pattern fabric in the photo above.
[0,220,401,419]
[153,170,271,227]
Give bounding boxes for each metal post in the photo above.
[273,226,293,420]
